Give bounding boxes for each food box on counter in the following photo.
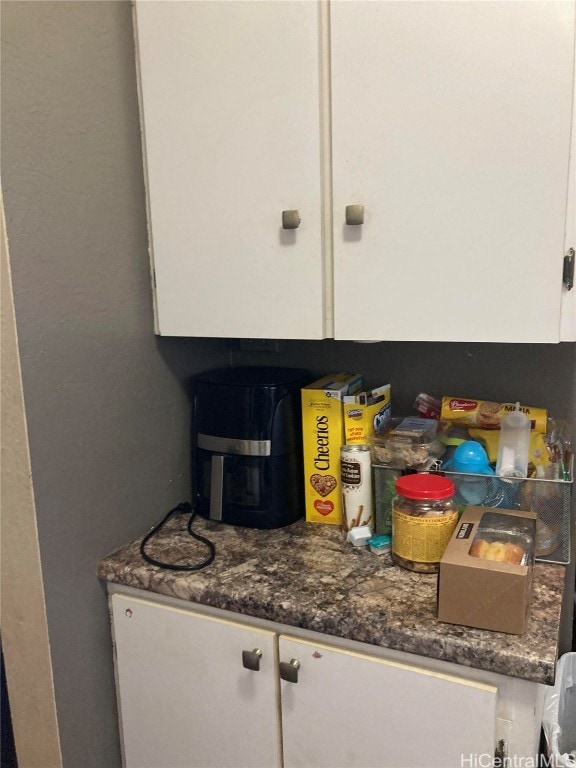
[438,507,536,635]
[343,383,392,445]
[302,373,363,525]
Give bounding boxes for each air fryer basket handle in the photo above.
[209,454,224,521]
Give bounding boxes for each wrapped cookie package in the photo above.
[440,397,547,433]
[438,507,537,635]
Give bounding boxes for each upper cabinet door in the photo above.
[331,1,576,342]
[134,1,325,339]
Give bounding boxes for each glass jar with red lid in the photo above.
[391,473,457,573]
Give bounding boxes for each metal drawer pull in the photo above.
[279,658,301,683]
[242,648,263,671]
[345,204,364,226]
[282,210,301,230]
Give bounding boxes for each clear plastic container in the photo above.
[370,418,450,469]
[496,403,530,479]
[467,510,535,565]
[391,473,457,573]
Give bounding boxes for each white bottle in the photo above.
[496,402,530,478]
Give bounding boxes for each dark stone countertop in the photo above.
[98,514,565,685]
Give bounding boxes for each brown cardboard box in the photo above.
[438,507,537,635]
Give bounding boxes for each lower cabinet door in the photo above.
[111,594,282,768]
[279,635,498,768]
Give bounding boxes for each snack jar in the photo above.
[392,474,457,573]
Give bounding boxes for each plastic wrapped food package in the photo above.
[369,417,451,469]
[467,511,535,567]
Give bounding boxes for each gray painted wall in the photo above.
[1,3,229,766]
[231,340,576,421]
[2,2,574,767]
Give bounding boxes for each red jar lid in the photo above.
[395,473,455,500]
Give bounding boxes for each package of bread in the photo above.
[440,397,547,433]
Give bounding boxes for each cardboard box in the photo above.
[301,373,363,525]
[438,507,536,635]
[343,384,392,445]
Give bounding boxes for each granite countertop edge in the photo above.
[98,516,565,686]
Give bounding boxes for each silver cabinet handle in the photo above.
[345,204,364,226]
[242,648,263,671]
[279,658,300,683]
[282,210,301,230]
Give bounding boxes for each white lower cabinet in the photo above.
[111,594,282,768]
[278,635,496,768]
[110,592,540,768]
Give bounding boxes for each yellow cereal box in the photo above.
[343,384,392,444]
[301,373,363,525]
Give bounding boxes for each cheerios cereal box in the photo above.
[301,373,363,525]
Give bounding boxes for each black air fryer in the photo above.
[193,366,310,529]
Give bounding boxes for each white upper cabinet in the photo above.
[560,48,576,342]
[134,0,326,339]
[331,1,575,342]
[135,0,575,342]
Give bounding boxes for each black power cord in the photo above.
[140,501,216,571]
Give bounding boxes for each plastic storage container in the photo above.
[496,402,531,479]
[542,652,576,767]
[391,473,457,573]
[467,510,535,565]
[369,417,449,470]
